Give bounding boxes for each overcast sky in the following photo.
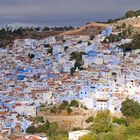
[0,0,140,26]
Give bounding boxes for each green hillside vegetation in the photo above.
[79,99,140,140]
[125,10,140,18]
[49,100,79,114]
[107,9,140,23]
[118,34,140,52]
[0,26,74,47]
[26,99,140,140]
[26,119,68,140]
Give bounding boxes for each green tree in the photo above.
[125,10,135,18]
[47,122,59,136]
[107,19,113,23]
[79,67,84,71]
[28,53,35,59]
[113,125,127,140]
[69,100,79,107]
[79,134,92,140]
[127,25,133,35]
[42,26,50,31]
[92,110,113,133]
[33,116,44,123]
[127,136,140,140]
[45,119,50,130]
[71,51,85,62]
[126,119,140,137]
[36,124,47,133]
[112,117,127,126]
[78,40,82,44]
[72,127,82,131]
[122,23,126,28]
[116,25,121,30]
[50,106,58,114]
[121,99,140,119]
[97,132,114,140]
[26,126,36,134]
[67,107,72,114]
[64,46,69,51]
[79,133,97,140]
[74,61,81,70]
[90,35,95,40]
[59,100,69,110]
[49,132,68,140]
[132,34,140,49]
[88,42,92,46]
[34,26,41,32]
[47,47,53,54]
[86,116,94,123]
[70,67,75,76]
[117,43,132,52]
[44,44,51,48]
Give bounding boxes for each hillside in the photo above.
[0,30,63,48]
[60,9,140,37]
[59,18,140,37]
[59,22,110,36]
[1,9,140,47]
[111,16,140,32]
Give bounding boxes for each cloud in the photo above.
[0,0,140,26]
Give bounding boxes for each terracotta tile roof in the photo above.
[97,98,108,102]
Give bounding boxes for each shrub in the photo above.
[121,99,140,119]
[59,101,69,110]
[112,117,127,126]
[67,107,72,114]
[86,116,94,123]
[69,100,79,107]
[26,126,36,134]
[50,106,58,114]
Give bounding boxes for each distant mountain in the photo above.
[0,23,35,30]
